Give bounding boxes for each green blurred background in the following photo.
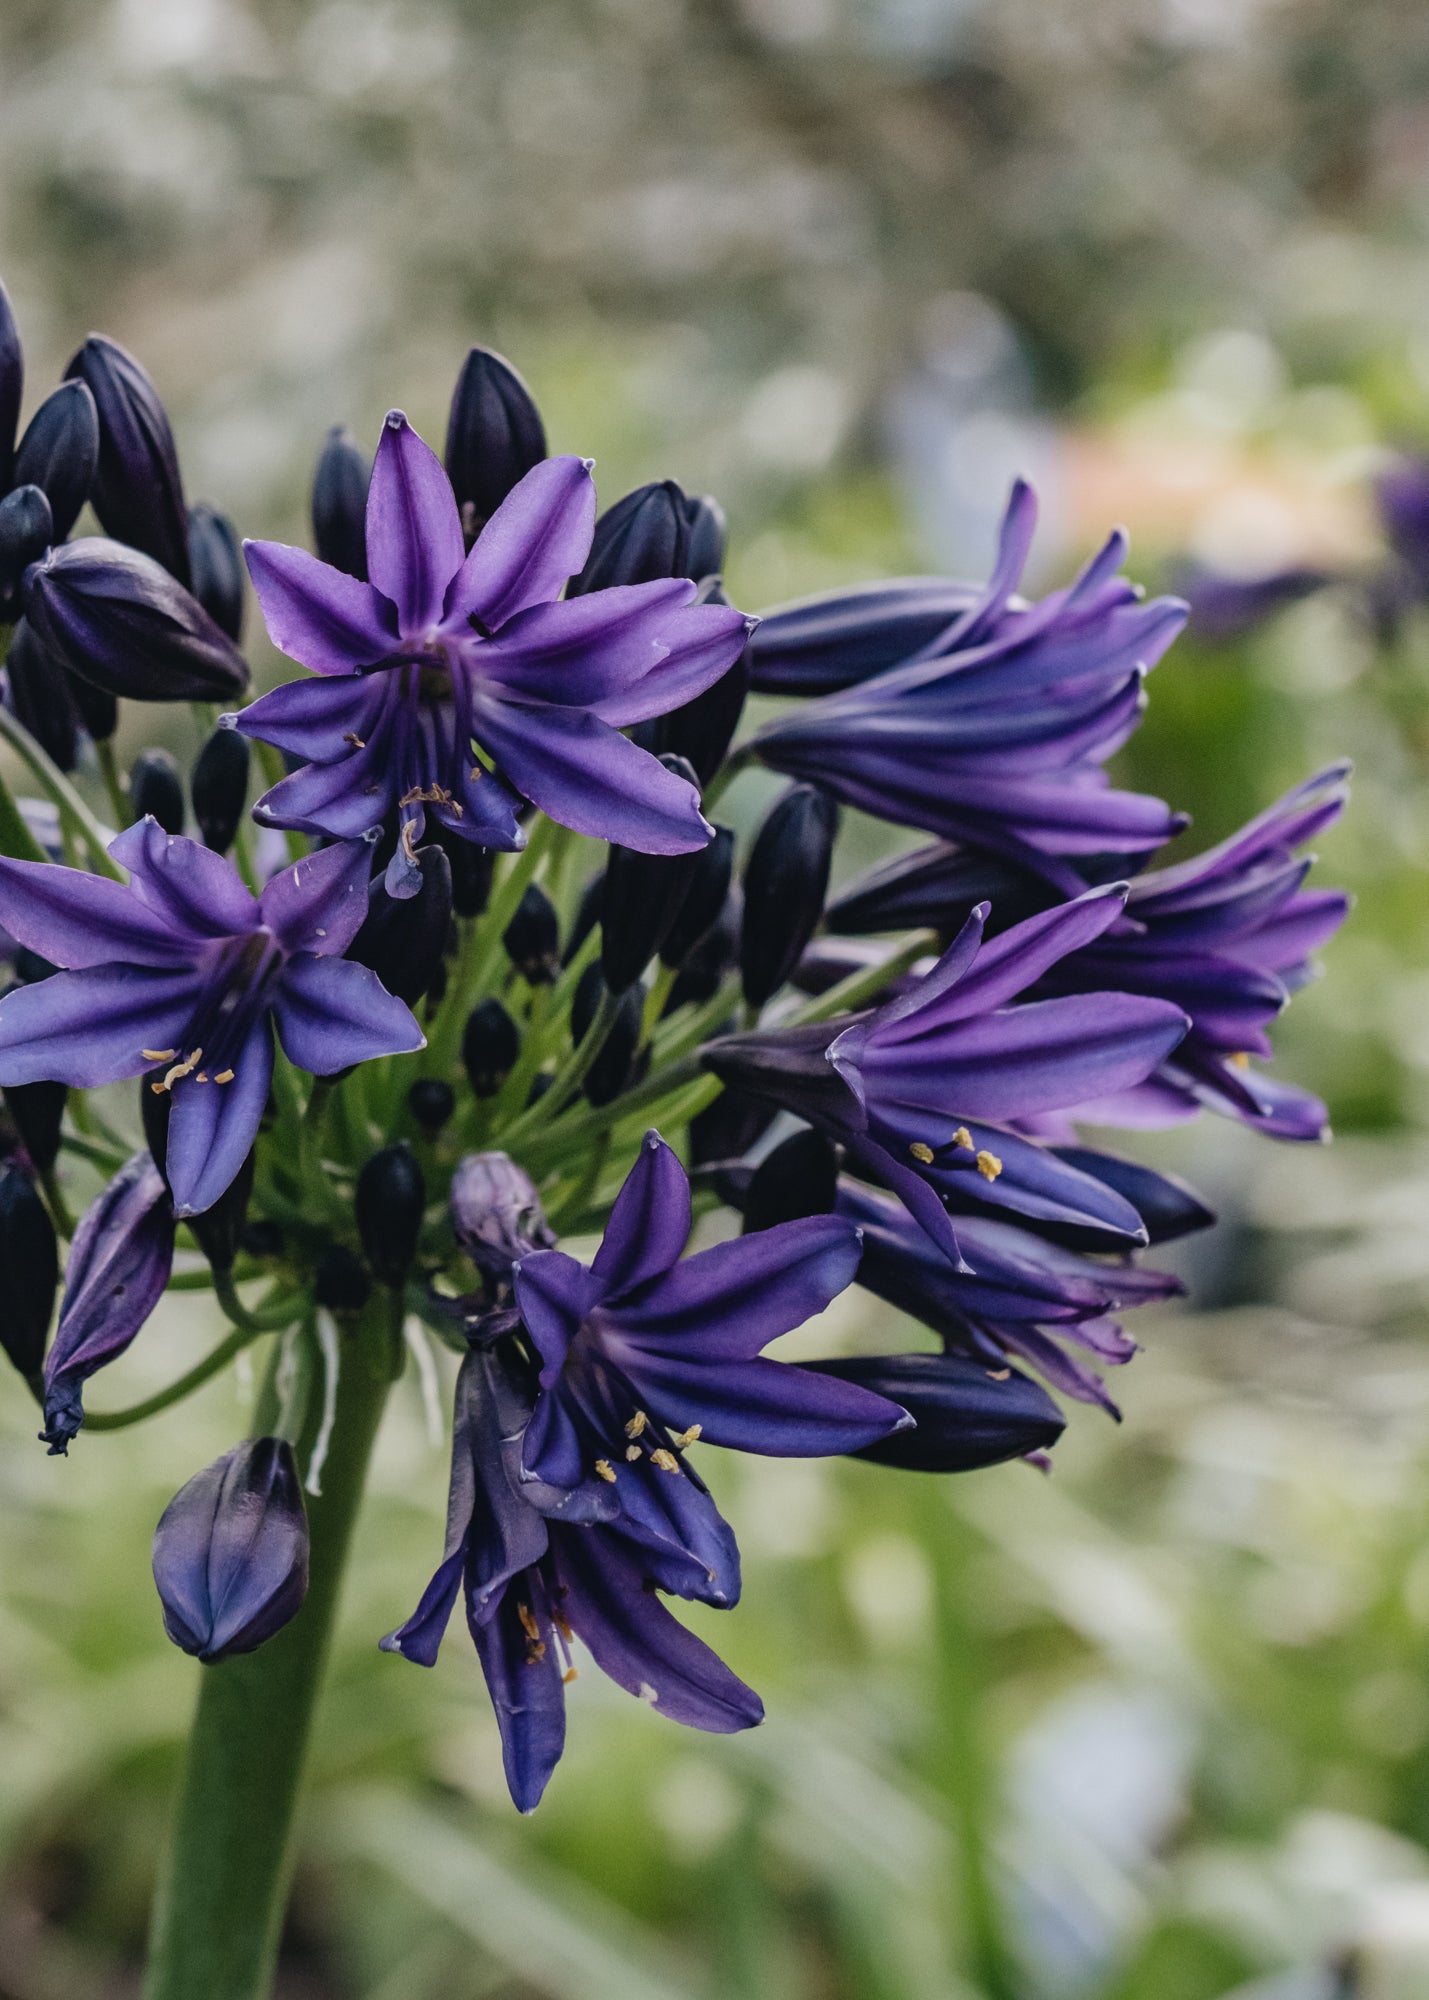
[4,1,1429,1994]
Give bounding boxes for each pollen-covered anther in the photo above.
[153,1048,203,1094]
[670,1424,702,1449]
[562,1667,578,1684]
[342,731,366,748]
[624,1444,641,1462]
[398,783,458,814]
[624,1410,648,1438]
[650,1448,680,1475]
[975,1149,1003,1182]
[594,1458,617,1483]
[141,1048,177,1062]
[1228,1051,1250,1070]
[987,1367,1011,1381]
[516,1602,541,1642]
[952,1126,973,1151]
[908,1141,934,1164]
[214,1069,235,1085]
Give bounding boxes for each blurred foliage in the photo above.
[7,1,1429,1998]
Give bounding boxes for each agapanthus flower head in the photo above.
[152,1438,309,1663]
[234,412,751,895]
[383,1341,762,1813]
[0,820,423,1217]
[748,480,1188,889]
[704,886,1192,1258]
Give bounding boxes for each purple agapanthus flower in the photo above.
[748,481,1187,890]
[383,1339,763,1813]
[511,1132,908,1597]
[0,819,423,1215]
[234,413,751,894]
[703,887,1192,1259]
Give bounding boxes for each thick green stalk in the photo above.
[141,1302,395,2000]
[0,705,125,878]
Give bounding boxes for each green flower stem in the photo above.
[639,961,678,1043]
[142,1297,396,2000]
[36,1163,75,1238]
[95,738,132,830]
[785,929,939,1026]
[0,706,125,878]
[425,819,558,1080]
[85,1325,271,1432]
[58,1131,127,1173]
[0,757,49,865]
[499,984,623,1143]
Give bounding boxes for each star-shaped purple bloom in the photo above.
[511,1132,909,1598]
[0,819,423,1214]
[234,413,752,894]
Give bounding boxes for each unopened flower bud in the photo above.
[187,503,246,642]
[67,665,117,743]
[6,617,78,771]
[356,1142,426,1287]
[432,824,493,918]
[314,1242,371,1313]
[462,997,520,1098]
[191,726,250,854]
[4,1078,66,1174]
[407,1078,455,1133]
[804,1352,1065,1472]
[503,883,560,984]
[65,334,191,585]
[13,380,99,541]
[348,844,452,1006]
[311,424,370,580]
[23,539,249,704]
[152,1438,309,1663]
[570,479,720,595]
[0,1160,57,1383]
[0,278,20,495]
[689,1084,777,1168]
[740,784,838,1008]
[667,883,740,1011]
[601,755,706,991]
[444,346,546,542]
[450,1151,554,1285]
[741,1129,839,1233]
[0,484,53,606]
[659,823,734,970]
[684,494,727,580]
[572,963,643,1106]
[129,748,185,835]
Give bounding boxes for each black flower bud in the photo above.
[804,1353,1065,1473]
[311,424,370,580]
[152,1439,309,1662]
[348,844,452,1007]
[444,346,546,543]
[571,963,643,1106]
[6,618,77,771]
[65,334,190,585]
[0,484,54,606]
[4,1078,66,1174]
[689,1085,777,1168]
[433,826,493,919]
[314,1242,371,1314]
[450,1151,554,1285]
[740,784,838,1008]
[0,1160,57,1382]
[187,503,245,642]
[660,823,734,969]
[463,997,520,1098]
[503,883,560,984]
[13,380,99,542]
[356,1142,426,1287]
[666,883,741,1011]
[67,663,117,743]
[601,756,706,991]
[0,277,21,496]
[569,479,722,596]
[565,870,605,964]
[684,494,727,580]
[191,726,250,854]
[741,1129,839,1233]
[407,1078,455,1133]
[23,539,249,704]
[129,748,185,835]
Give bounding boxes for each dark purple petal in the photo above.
[365,412,464,631]
[443,455,595,630]
[613,1213,863,1359]
[243,539,398,673]
[164,1016,273,1216]
[0,963,201,1087]
[512,1250,596,1383]
[0,853,200,968]
[469,1586,568,1812]
[228,669,393,762]
[152,1438,308,1661]
[258,836,375,957]
[807,1351,1066,1472]
[271,956,424,1074]
[589,1129,691,1295]
[249,733,399,842]
[626,1349,907,1457]
[477,579,694,710]
[470,694,712,853]
[109,818,258,941]
[591,600,754,728]
[913,885,1129,1025]
[553,1525,763,1734]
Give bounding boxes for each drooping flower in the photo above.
[511,1132,907,1595]
[152,1438,309,1663]
[234,413,751,895]
[747,481,1187,890]
[703,887,1191,1257]
[382,1341,763,1814]
[0,820,423,1217]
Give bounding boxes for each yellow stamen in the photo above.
[625,1445,642,1462]
[987,1367,1011,1381]
[516,1602,541,1642]
[670,1424,702,1449]
[141,1048,177,1062]
[342,732,366,748]
[952,1126,973,1151]
[524,1641,547,1664]
[624,1410,648,1438]
[975,1150,1002,1182]
[562,1667,578,1684]
[650,1448,680,1475]
[1228,1051,1250,1070]
[196,1073,209,1083]
[214,1069,235,1085]
[153,1048,203,1094]
[594,1458,617,1483]
[908,1141,934,1164]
